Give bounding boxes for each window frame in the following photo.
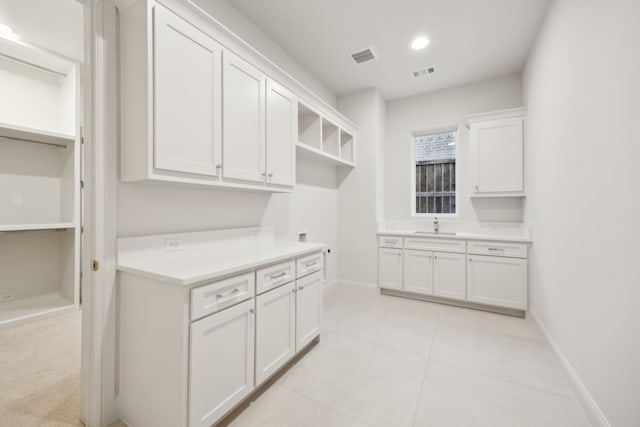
[410,126,460,218]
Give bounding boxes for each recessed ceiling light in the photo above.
[411,36,429,50]
[0,23,14,36]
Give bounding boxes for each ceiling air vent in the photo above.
[350,47,377,64]
[411,67,436,78]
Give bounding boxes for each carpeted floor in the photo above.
[0,311,83,427]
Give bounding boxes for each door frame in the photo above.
[81,0,119,426]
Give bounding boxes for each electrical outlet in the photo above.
[0,293,15,303]
[165,239,183,252]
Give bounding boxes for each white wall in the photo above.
[384,75,523,230]
[523,0,640,425]
[336,88,385,286]
[190,0,336,108]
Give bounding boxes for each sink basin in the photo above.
[413,231,457,236]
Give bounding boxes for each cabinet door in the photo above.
[266,80,296,186]
[222,51,266,183]
[378,248,403,290]
[467,255,527,309]
[189,299,255,427]
[295,270,322,352]
[433,252,466,300]
[255,282,296,386]
[153,5,222,176]
[471,117,523,193]
[403,249,434,295]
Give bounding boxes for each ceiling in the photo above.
[228,0,550,100]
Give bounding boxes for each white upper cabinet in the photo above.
[266,80,296,186]
[153,5,222,177]
[120,0,355,191]
[466,108,526,196]
[222,51,266,184]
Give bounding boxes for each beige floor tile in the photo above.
[334,294,440,356]
[413,362,590,427]
[229,384,371,427]
[278,333,426,427]
[430,321,572,397]
[438,304,543,340]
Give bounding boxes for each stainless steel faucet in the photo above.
[434,217,439,233]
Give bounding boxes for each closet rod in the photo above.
[0,135,67,148]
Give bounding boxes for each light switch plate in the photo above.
[165,239,183,252]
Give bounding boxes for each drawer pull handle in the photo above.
[216,288,240,300]
[270,272,288,280]
[384,240,396,244]
[303,261,317,267]
[488,248,504,252]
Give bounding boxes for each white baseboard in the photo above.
[322,279,338,295]
[529,310,610,427]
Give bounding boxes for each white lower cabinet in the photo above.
[189,298,255,427]
[255,282,296,386]
[403,249,434,295]
[378,248,403,290]
[433,252,467,301]
[467,254,527,309]
[118,249,324,427]
[295,271,322,351]
[378,235,529,311]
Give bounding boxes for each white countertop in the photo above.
[117,228,326,286]
[377,229,532,243]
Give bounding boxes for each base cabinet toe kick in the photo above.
[378,235,529,315]
[117,251,324,427]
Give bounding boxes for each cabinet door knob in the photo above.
[298,285,305,290]
[268,173,273,178]
[249,308,255,314]
[475,185,479,190]
[261,172,266,177]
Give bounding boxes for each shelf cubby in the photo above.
[340,129,354,164]
[297,103,322,150]
[322,119,339,157]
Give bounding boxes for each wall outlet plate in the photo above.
[165,239,183,252]
[0,293,15,303]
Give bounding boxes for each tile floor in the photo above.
[228,284,590,427]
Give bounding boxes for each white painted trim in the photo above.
[529,310,610,427]
[322,279,338,295]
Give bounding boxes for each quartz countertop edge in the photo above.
[117,242,327,286]
[377,230,532,244]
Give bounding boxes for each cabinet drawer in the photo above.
[378,236,403,248]
[256,260,295,294]
[404,237,465,253]
[296,252,323,278]
[191,272,255,320]
[467,241,527,258]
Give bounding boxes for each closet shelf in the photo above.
[0,122,74,148]
[296,142,355,168]
[0,223,77,233]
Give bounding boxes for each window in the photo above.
[413,128,457,215]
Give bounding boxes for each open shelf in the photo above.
[298,103,322,150]
[0,122,74,148]
[340,129,354,164]
[296,142,354,168]
[0,292,76,329]
[322,119,339,157]
[0,222,77,233]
